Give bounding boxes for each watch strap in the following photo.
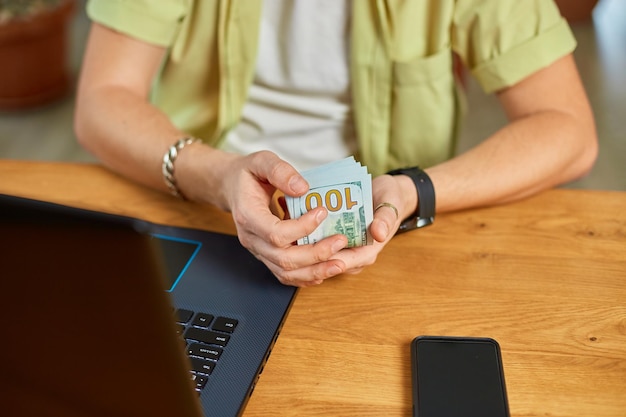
[386,166,435,232]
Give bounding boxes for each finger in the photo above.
[247,151,309,197]
[268,234,348,272]
[330,244,380,275]
[343,267,364,275]
[260,254,346,287]
[251,234,348,286]
[370,204,399,243]
[240,205,330,250]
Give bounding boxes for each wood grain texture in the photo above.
[1,160,624,417]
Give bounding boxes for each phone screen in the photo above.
[411,336,509,417]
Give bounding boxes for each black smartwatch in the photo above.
[386,166,435,233]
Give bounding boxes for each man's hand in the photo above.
[222,151,350,286]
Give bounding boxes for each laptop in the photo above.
[0,193,298,417]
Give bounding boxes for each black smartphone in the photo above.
[411,336,510,417]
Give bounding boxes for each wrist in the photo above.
[386,166,436,232]
[162,137,201,199]
[394,174,419,221]
[174,141,234,210]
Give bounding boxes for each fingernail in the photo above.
[315,209,328,223]
[380,221,389,237]
[331,239,345,253]
[328,265,342,276]
[289,176,308,194]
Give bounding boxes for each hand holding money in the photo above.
[286,157,373,248]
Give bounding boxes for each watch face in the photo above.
[398,218,417,233]
[397,216,433,234]
[417,217,434,228]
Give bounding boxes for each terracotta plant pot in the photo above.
[0,0,75,111]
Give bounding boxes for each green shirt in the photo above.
[87,0,576,176]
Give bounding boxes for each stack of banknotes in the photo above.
[286,157,373,248]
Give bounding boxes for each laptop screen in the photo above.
[0,194,204,417]
[0,193,297,417]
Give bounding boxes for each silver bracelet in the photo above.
[162,137,200,199]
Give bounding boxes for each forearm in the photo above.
[392,54,598,217]
[426,109,597,213]
[75,86,178,191]
[74,22,239,209]
[74,86,235,209]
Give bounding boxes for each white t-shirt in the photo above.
[221,0,356,171]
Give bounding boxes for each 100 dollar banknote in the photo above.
[286,157,373,247]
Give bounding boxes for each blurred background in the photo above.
[0,0,624,191]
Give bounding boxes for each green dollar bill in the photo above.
[286,157,373,247]
[293,182,369,247]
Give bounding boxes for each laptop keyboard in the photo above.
[174,308,238,393]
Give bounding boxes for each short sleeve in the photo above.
[86,0,190,47]
[452,0,577,93]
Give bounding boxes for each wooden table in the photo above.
[1,160,624,417]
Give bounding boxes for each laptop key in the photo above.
[191,373,209,390]
[175,308,194,324]
[185,327,230,347]
[212,317,238,333]
[191,313,214,328]
[190,357,215,375]
[188,343,223,361]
